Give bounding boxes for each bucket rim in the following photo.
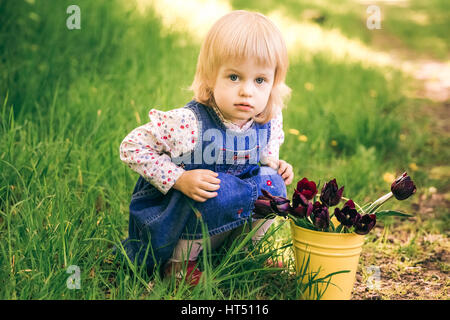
[289,219,365,238]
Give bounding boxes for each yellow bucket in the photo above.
[290,219,364,300]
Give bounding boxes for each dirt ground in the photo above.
[352,182,449,299]
[352,227,449,299]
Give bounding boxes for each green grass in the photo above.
[382,0,450,59]
[1,0,448,299]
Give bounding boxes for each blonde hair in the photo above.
[189,10,291,124]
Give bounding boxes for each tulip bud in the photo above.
[292,189,308,209]
[391,172,416,200]
[311,201,330,230]
[290,202,313,218]
[252,198,274,219]
[254,189,292,218]
[270,197,292,217]
[320,179,344,207]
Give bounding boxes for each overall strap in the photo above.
[180,100,272,166]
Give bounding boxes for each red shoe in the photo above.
[164,260,202,286]
[185,260,202,286]
[265,258,284,268]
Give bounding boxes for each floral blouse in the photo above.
[120,103,285,194]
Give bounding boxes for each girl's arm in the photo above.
[119,108,199,194]
[260,109,284,168]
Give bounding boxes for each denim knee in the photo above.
[251,165,287,198]
[259,166,278,177]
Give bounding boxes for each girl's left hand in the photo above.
[277,159,294,186]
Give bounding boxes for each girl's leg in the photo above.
[226,219,283,267]
[168,229,233,264]
[169,239,203,263]
[226,218,275,245]
[164,231,232,280]
[250,218,275,244]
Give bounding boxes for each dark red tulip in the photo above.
[253,197,274,219]
[354,214,376,235]
[294,178,317,203]
[391,172,416,200]
[253,189,292,217]
[270,198,292,216]
[311,201,330,230]
[290,201,313,218]
[334,199,361,227]
[320,179,344,207]
[292,190,309,209]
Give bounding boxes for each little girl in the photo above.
[119,10,294,283]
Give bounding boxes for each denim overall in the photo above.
[122,100,287,275]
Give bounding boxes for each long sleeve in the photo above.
[260,109,284,165]
[119,108,200,194]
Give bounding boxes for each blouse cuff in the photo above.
[145,160,186,195]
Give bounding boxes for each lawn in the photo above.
[0,0,448,299]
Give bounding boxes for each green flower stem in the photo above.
[367,192,394,213]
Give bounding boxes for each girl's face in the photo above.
[212,58,275,127]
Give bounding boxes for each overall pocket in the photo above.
[215,148,258,175]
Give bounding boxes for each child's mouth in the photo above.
[234,103,253,111]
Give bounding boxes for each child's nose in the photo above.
[239,81,253,97]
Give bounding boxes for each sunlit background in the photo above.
[134,0,449,101]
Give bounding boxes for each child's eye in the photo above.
[255,77,265,84]
[229,74,239,81]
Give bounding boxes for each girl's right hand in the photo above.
[172,169,221,202]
